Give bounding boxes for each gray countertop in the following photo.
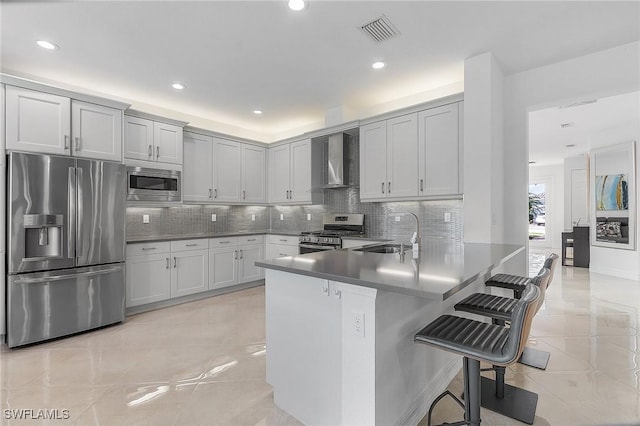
[256,240,524,300]
[127,230,301,243]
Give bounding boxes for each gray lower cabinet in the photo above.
[171,249,209,298]
[238,244,264,283]
[126,242,172,307]
[209,247,238,290]
[209,235,265,290]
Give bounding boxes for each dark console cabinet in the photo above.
[562,226,590,268]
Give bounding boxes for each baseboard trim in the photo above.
[588,266,640,281]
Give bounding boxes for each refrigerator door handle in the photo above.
[76,167,84,259]
[12,267,123,284]
[68,167,76,259]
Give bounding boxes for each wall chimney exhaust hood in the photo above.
[323,133,351,189]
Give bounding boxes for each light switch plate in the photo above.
[444,212,451,222]
[395,216,401,222]
[143,214,150,224]
[251,214,256,221]
[280,214,284,221]
[306,213,311,221]
[211,214,217,222]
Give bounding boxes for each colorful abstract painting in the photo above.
[595,174,628,211]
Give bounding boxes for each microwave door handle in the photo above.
[76,167,84,259]
[68,167,76,259]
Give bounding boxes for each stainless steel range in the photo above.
[299,213,365,254]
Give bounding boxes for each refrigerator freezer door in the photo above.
[76,159,126,267]
[8,152,76,273]
[7,263,125,347]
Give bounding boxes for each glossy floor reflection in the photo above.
[2,251,640,425]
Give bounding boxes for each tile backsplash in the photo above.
[126,187,462,242]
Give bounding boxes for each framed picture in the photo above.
[590,141,636,250]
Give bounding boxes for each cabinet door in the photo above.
[154,122,183,164]
[213,138,242,202]
[387,113,419,198]
[290,139,312,202]
[269,144,291,204]
[242,144,266,203]
[71,100,122,161]
[238,244,264,283]
[126,254,171,307]
[359,121,387,200]
[124,116,154,161]
[171,249,209,298]
[418,103,460,196]
[209,247,238,289]
[5,86,71,155]
[183,133,213,202]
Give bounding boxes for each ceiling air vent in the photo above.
[360,15,400,43]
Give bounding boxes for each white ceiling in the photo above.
[529,91,640,167]
[2,1,639,142]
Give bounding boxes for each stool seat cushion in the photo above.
[454,293,516,322]
[415,315,510,363]
[485,273,531,290]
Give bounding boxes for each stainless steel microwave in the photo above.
[127,166,181,202]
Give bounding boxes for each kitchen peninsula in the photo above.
[256,240,523,426]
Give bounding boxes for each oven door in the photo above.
[299,244,337,254]
[127,167,181,202]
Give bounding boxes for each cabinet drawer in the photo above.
[171,239,209,252]
[266,234,299,246]
[127,241,171,257]
[209,236,239,248]
[238,235,264,246]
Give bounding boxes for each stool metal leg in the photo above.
[463,358,481,426]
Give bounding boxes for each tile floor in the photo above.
[1,249,640,425]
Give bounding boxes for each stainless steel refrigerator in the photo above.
[6,152,126,347]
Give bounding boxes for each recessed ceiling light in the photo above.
[288,0,305,11]
[560,122,574,128]
[529,161,536,164]
[566,144,575,148]
[36,40,59,50]
[372,61,386,69]
[253,110,263,115]
[172,83,185,90]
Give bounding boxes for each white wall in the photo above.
[463,52,505,245]
[589,123,640,280]
[529,165,564,249]
[500,41,639,275]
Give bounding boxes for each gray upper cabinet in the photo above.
[124,114,184,165]
[360,101,463,202]
[182,131,266,204]
[268,138,323,205]
[418,102,463,197]
[6,86,123,162]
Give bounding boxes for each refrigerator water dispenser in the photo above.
[23,214,64,259]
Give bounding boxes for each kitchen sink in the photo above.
[354,243,410,254]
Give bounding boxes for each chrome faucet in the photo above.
[392,212,421,250]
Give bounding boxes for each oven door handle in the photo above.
[298,244,337,251]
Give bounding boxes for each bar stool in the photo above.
[485,253,559,370]
[453,268,551,424]
[414,283,541,426]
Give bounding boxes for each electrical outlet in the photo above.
[280,214,284,221]
[395,216,401,222]
[211,214,217,222]
[251,214,256,221]
[142,214,150,224]
[353,312,365,337]
[307,213,311,221]
[444,212,451,222]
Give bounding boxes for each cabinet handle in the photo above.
[75,137,81,151]
[186,243,198,247]
[142,247,157,251]
[166,258,170,269]
[334,288,342,299]
[279,253,287,256]
[239,249,243,259]
[64,135,70,150]
[388,181,391,193]
[381,182,385,194]
[234,250,238,260]
[173,257,177,268]
[243,190,246,200]
[279,239,288,242]
[214,189,218,199]
[209,188,212,199]
[420,179,424,192]
[156,146,160,159]
[148,145,152,157]
[248,238,256,242]
[219,241,230,244]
